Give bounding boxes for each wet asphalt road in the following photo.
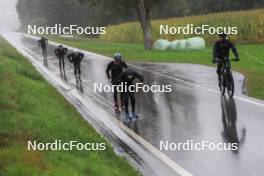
[5,34,264,176]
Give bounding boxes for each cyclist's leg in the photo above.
[226,57,231,73]
[124,92,129,114]
[130,92,136,113]
[77,63,81,80]
[217,63,222,84]
[74,64,78,79]
[42,46,47,55]
[58,57,62,70]
[120,92,124,108]
[62,57,65,70]
[113,86,118,107]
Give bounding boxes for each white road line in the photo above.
[75,85,194,176]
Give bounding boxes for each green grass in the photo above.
[49,36,264,100]
[0,37,140,176]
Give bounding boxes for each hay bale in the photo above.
[186,37,206,50]
[153,39,170,50]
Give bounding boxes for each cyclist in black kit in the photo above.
[38,37,48,56]
[113,69,144,120]
[106,53,128,112]
[55,45,68,79]
[212,33,240,85]
[38,37,48,65]
[67,51,84,90]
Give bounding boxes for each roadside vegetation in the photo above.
[101,8,264,44]
[0,37,139,176]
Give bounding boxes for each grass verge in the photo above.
[49,36,264,100]
[0,36,139,176]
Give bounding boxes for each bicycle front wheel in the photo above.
[227,73,234,98]
[219,73,226,95]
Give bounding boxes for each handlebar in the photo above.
[214,57,239,64]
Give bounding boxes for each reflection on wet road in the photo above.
[221,96,246,153]
[7,34,264,176]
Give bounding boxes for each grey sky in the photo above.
[0,0,19,32]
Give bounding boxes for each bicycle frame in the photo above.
[217,57,235,97]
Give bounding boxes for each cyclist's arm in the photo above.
[79,53,84,62]
[134,72,144,82]
[106,62,112,79]
[123,61,128,69]
[67,54,72,63]
[229,41,239,59]
[212,42,218,61]
[64,48,68,55]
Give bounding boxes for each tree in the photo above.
[79,0,155,49]
[136,0,153,49]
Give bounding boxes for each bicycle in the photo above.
[216,57,237,98]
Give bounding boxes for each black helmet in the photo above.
[114,53,122,62]
[219,32,227,38]
[59,45,63,48]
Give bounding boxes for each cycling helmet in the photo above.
[114,53,122,62]
[219,32,227,38]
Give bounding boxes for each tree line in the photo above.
[17,0,264,49]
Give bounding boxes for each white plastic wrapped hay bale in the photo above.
[175,40,187,50]
[153,39,170,50]
[168,40,179,50]
[186,37,206,50]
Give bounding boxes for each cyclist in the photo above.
[55,45,68,79]
[67,51,84,86]
[38,37,48,56]
[113,69,144,120]
[212,33,240,85]
[106,53,128,112]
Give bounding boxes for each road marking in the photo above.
[73,84,194,176]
